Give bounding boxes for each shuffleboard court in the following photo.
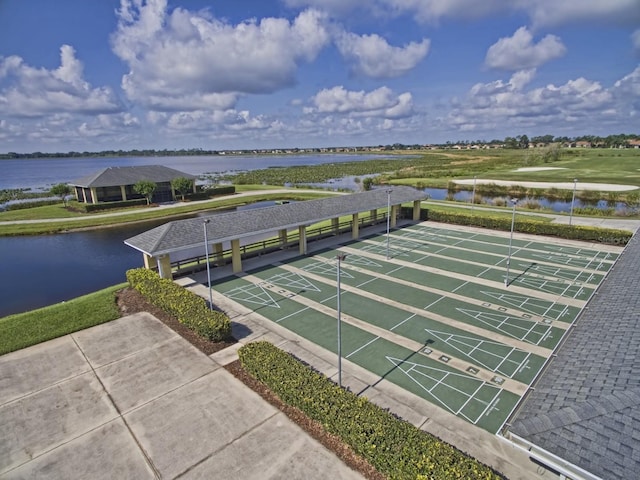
[210,221,621,434]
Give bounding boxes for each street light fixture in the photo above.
[505,199,517,287]
[203,219,213,310]
[386,189,393,259]
[569,178,578,226]
[336,253,347,388]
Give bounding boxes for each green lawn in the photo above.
[0,283,125,355]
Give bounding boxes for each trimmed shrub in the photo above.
[239,341,503,480]
[126,268,231,341]
[83,199,147,212]
[412,209,631,245]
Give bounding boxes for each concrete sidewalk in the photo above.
[0,313,363,479]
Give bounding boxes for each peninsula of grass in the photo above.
[0,284,125,355]
[0,190,334,236]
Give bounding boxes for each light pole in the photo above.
[471,175,477,213]
[203,219,213,310]
[505,199,517,287]
[569,178,578,226]
[336,253,347,388]
[386,189,392,259]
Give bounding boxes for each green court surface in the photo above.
[212,222,619,434]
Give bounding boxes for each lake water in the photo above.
[3,153,408,317]
[0,153,395,191]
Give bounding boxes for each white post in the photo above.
[386,189,392,259]
[204,219,213,310]
[336,253,347,388]
[569,178,578,226]
[471,176,477,213]
[505,199,517,287]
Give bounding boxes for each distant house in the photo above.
[628,139,640,148]
[69,165,197,204]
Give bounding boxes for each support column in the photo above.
[351,213,359,239]
[370,209,377,223]
[214,243,224,266]
[157,254,172,279]
[298,225,307,255]
[231,239,242,273]
[331,217,340,234]
[143,254,158,271]
[390,205,398,227]
[279,229,288,247]
[412,200,421,221]
[90,187,98,204]
[120,185,128,201]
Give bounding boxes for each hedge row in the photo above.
[238,341,503,480]
[126,268,231,341]
[83,198,147,212]
[423,209,632,245]
[4,199,61,211]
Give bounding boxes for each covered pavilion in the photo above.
[124,187,426,279]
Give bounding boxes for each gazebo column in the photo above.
[143,254,157,271]
[157,254,172,279]
[298,226,308,255]
[231,239,242,273]
[390,205,398,227]
[120,185,128,201]
[279,229,288,247]
[370,209,377,223]
[331,217,340,234]
[214,243,224,266]
[351,213,360,239]
[412,200,421,220]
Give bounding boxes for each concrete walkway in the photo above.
[0,313,364,479]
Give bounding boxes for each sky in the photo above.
[0,0,639,153]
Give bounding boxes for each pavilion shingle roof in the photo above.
[124,186,425,256]
[508,232,640,479]
[69,165,196,188]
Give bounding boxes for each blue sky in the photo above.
[0,0,638,153]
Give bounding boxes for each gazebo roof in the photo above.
[124,186,426,257]
[70,165,196,188]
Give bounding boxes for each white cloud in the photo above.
[112,0,330,111]
[445,67,637,134]
[308,86,414,118]
[335,32,430,78]
[485,27,566,71]
[284,0,640,27]
[0,45,121,117]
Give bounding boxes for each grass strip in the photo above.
[0,283,124,355]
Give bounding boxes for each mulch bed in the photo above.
[115,287,384,480]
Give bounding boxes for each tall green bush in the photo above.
[239,341,503,479]
[126,268,231,341]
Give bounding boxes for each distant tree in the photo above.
[504,136,518,149]
[50,183,72,206]
[517,134,530,149]
[362,177,374,191]
[171,176,194,201]
[133,180,156,205]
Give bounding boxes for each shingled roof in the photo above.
[70,165,196,188]
[507,233,640,479]
[124,186,425,257]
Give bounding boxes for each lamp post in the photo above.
[505,199,517,287]
[203,219,213,310]
[569,178,578,226]
[471,176,477,213]
[336,253,347,388]
[386,189,392,259]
